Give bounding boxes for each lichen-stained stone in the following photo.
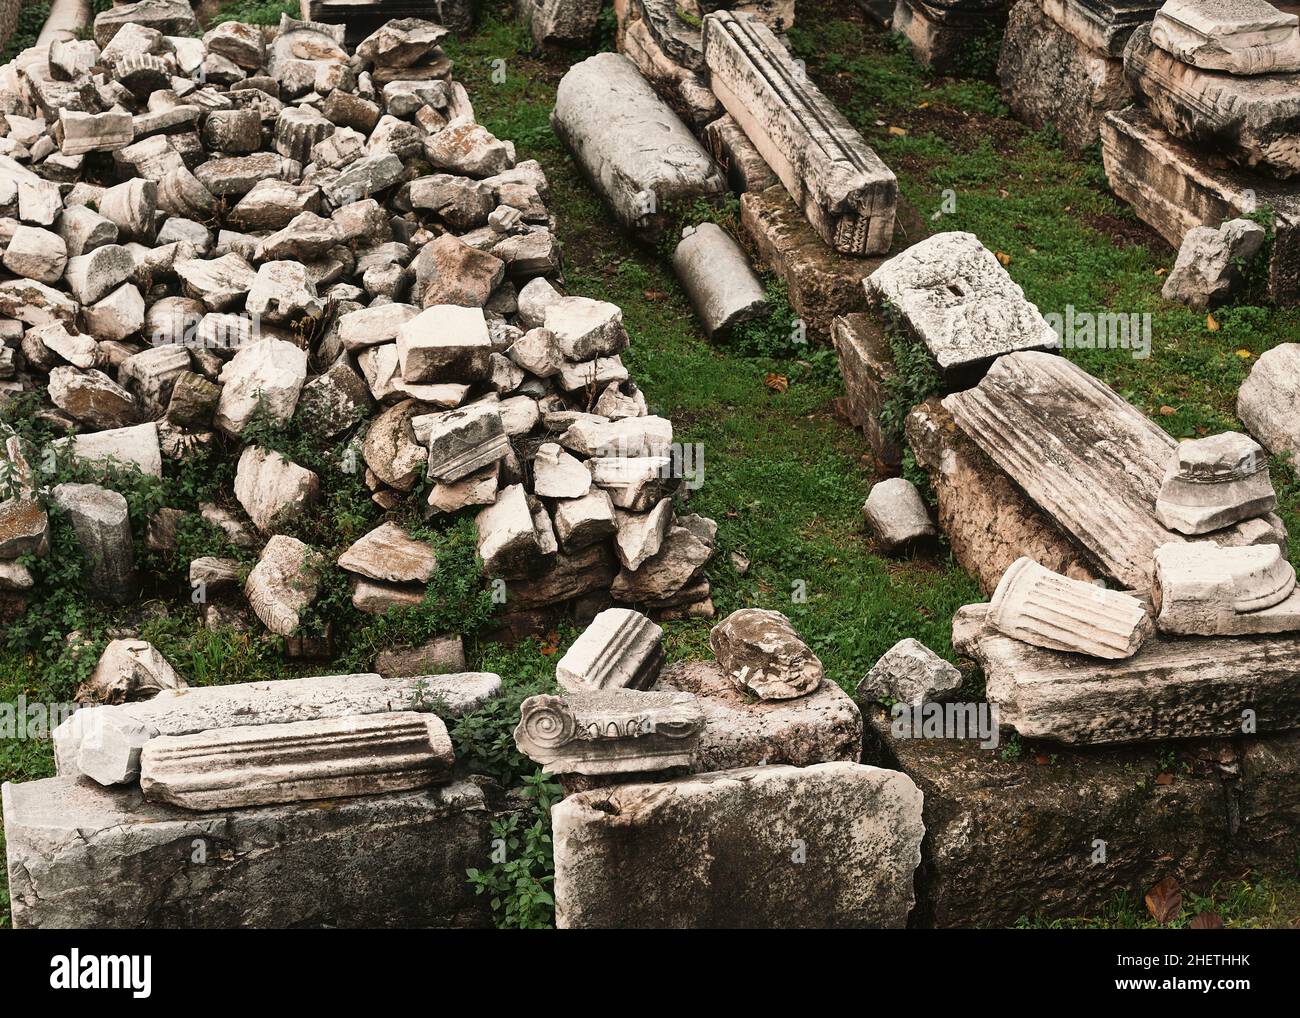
[866,232,1059,383]
[50,482,136,604]
[551,52,725,239]
[552,762,923,928]
[709,608,823,700]
[704,11,898,255]
[1237,344,1300,466]
[2,775,493,928]
[857,638,962,707]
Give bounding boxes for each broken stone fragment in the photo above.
[610,523,710,602]
[516,275,563,329]
[1238,343,1300,466]
[709,607,823,700]
[64,244,135,305]
[591,454,678,511]
[246,259,325,324]
[234,445,321,533]
[245,533,320,636]
[338,302,418,351]
[866,231,1059,382]
[140,711,455,810]
[428,463,500,515]
[397,304,492,382]
[322,151,404,206]
[0,498,50,558]
[338,521,436,584]
[424,401,510,482]
[215,337,308,436]
[507,326,564,377]
[84,283,145,342]
[1153,541,1300,636]
[373,634,466,677]
[990,557,1154,660]
[47,367,139,430]
[51,482,137,604]
[557,354,629,392]
[73,711,156,786]
[424,118,515,179]
[62,422,163,478]
[533,442,591,498]
[1162,218,1266,310]
[415,232,505,307]
[204,20,267,70]
[475,482,546,576]
[3,225,68,283]
[166,371,222,430]
[614,499,673,571]
[556,606,665,692]
[77,639,187,706]
[554,488,616,550]
[1155,431,1277,535]
[552,761,924,929]
[863,477,937,551]
[1150,0,1300,75]
[673,222,769,336]
[356,17,448,68]
[514,687,703,776]
[175,252,257,311]
[857,637,962,707]
[543,296,630,360]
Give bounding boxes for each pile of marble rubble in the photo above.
[0,2,719,652]
[507,603,924,929]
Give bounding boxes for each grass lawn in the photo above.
[1,0,1296,929]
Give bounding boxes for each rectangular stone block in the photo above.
[704,10,897,255]
[833,312,902,466]
[552,762,924,928]
[3,776,491,928]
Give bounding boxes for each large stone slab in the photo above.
[1150,0,1300,75]
[659,659,862,772]
[1041,0,1162,57]
[866,232,1059,385]
[1100,106,1300,306]
[551,52,725,240]
[893,0,1008,72]
[552,761,924,928]
[954,602,1300,743]
[942,351,1285,591]
[2,775,491,928]
[832,313,902,466]
[906,398,1103,595]
[1125,23,1300,178]
[862,704,1300,927]
[703,10,898,255]
[139,712,455,810]
[53,671,502,779]
[1237,343,1300,466]
[998,0,1133,151]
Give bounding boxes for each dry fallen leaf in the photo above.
[764,372,789,394]
[888,125,908,137]
[1034,753,1051,766]
[1206,313,1220,331]
[917,101,930,109]
[1236,349,1253,359]
[1154,267,1167,277]
[1189,912,1225,929]
[995,251,1012,267]
[1156,771,1175,786]
[1145,876,1182,925]
[1159,405,1177,416]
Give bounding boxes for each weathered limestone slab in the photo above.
[337,521,437,584]
[140,712,455,810]
[1150,0,1300,75]
[245,534,320,636]
[709,607,822,700]
[998,0,1133,151]
[954,601,1300,743]
[989,557,1154,659]
[704,11,897,255]
[2,775,492,928]
[553,762,924,928]
[78,639,186,705]
[1125,24,1300,178]
[1041,0,1162,57]
[1162,218,1267,310]
[1153,541,1300,636]
[1100,107,1300,306]
[551,52,725,239]
[832,313,902,466]
[234,445,321,533]
[672,223,769,337]
[1156,431,1276,535]
[857,637,962,707]
[518,0,604,45]
[740,183,887,339]
[660,659,862,771]
[514,688,704,774]
[1237,344,1300,466]
[943,352,1285,591]
[556,607,664,691]
[866,232,1059,384]
[53,670,502,780]
[424,402,509,481]
[703,113,779,193]
[862,705,1300,927]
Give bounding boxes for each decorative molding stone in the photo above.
[513,689,704,774]
[555,607,664,691]
[1153,541,1300,636]
[1155,432,1276,535]
[139,711,455,810]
